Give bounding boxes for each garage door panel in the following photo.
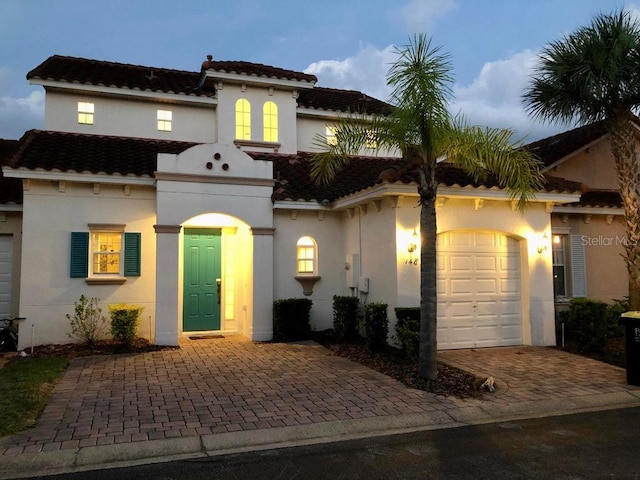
[437,231,522,350]
[0,236,12,318]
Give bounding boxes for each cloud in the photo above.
[0,90,44,139]
[451,49,567,141]
[399,0,458,32]
[304,44,395,102]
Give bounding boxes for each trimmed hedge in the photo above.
[561,297,628,352]
[333,295,360,342]
[364,303,388,351]
[108,304,143,347]
[394,307,420,358]
[273,298,312,341]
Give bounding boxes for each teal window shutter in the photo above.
[124,232,141,276]
[70,232,89,278]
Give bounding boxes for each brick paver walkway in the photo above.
[1,339,638,457]
[0,338,459,455]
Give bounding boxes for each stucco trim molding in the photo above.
[154,172,275,187]
[251,227,276,236]
[154,224,183,234]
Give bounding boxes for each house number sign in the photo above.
[405,258,419,266]
[635,326,640,343]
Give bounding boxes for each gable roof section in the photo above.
[256,152,580,203]
[8,130,197,177]
[0,139,22,204]
[201,59,317,84]
[297,87,393,115]
[525,121,608,168]
[27,55,217,97]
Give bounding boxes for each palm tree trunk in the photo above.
[609,117,640,310]
[418,158,438,381]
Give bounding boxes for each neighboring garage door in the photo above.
[0,236,12,318]
[437,230,522,350]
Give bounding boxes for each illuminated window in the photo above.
[78,102,94,125]
[263,101,278,142]
[296,236,317,275]
[92,232,122,275]
[157,110,172,131]
[235,98,251,140]
[326,125,337,146]
[552,234,567,297]
[366,130,378,149]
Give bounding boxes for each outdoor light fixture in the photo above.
[407,228,418,253]
[537,233,549,254]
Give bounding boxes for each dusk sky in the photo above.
[0,0,631,142]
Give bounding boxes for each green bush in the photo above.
[108,304,143,347]
[606,297,628,338]
[273,298,312,341]
[564,298,609,352]
[66,295,108,347]
[364,303,388,351]
[394,307,420,359]
[333,295,360,342]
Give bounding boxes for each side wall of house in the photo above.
[18,181,157,349]
[44,91,217,143]
[273,209,346,331]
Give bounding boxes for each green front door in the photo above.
[183,228,222,332]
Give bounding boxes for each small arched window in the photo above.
[296,236,317,275]
[235,98,251,140]
[263,101,278,142]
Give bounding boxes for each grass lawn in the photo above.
[0,357,68,437]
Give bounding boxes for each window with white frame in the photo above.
[552,234,567,297]
[77,102,94,125]
[296,236,317,275]
[235,98,251,140]
[263,101,278,142]
[366,129,378,149]
[326,125,337,146]
[157,109,172,131]
[70,226,141,280]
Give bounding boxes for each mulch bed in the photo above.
[560,336,626,368]
[25,338,176,359]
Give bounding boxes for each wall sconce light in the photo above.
[537,233,549,254]
[407,228,418,253]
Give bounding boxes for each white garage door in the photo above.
[437,231,522,350]
[0,236,12,318]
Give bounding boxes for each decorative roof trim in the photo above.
[154,171,275,187]
[204,71,314,90]
[3,168,155,186]
[553,205,624,215]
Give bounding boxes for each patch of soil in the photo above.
[26,338,177,359]
[560,336,626,368]
[319,339,484,399]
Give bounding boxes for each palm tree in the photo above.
[312,34,543,380]
[523,10,640,310]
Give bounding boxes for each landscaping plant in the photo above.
[108,304,144,347]
[273,298,312,341]
[66,295,108,347]
[333,295,360,342]
[364,303,388,352]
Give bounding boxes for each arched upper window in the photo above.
[263,101,278,142]
[235,98,251,140]
[296,236,317,275]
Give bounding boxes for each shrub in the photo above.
[606,297,628,338]
[364,303,388,351]
[108,304,144,347]
[66,295,108,347]
[273,298,312,341]
[563,298,609,352]
[333,295,360,342]
[394,307,420,359]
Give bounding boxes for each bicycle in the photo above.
[0,317,25,352]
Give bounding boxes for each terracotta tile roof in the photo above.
[27,55,216,98]
[201,58,317,83]
[8,130,197,177]
[0,139,22,204]
[569,190,622,208]
[254,152,580,203]
[297,87,393,115]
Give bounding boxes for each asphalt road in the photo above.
[22,407,640,480]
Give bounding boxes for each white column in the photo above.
[154,224,182,345]
[250,227,275,341]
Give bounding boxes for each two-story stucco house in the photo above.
[0,54,582,351]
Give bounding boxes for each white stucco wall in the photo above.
[273,209,346,330]
[44,91,217,143]
[18,181,157,349]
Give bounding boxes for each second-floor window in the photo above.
[263,101,278,142]
[78,102,94,125]
[235,98,251,140]
[326,125,337,146]
[157,110,172,132]
[552,234,567,297]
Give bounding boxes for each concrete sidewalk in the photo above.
[1,338,639,479]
